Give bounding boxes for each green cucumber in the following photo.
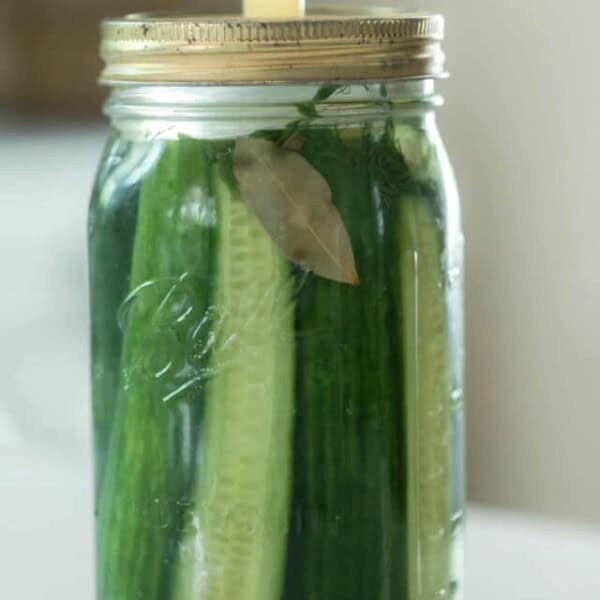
[97,138,217,600]
[398,193,452,600]
[371,120,453,597]
[284,126,407,599]
[89,137,159,491]
[173,157,295,600]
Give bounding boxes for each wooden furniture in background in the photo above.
[0,0,240,117]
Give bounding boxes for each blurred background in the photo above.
[2,0,600,598]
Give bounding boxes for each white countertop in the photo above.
[2,121,600,599]
[4,444,600,600]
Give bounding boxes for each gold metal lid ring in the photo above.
[100,9,445,85]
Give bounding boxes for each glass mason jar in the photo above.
[89,12,464,600]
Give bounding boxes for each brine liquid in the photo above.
[89,122,464,600]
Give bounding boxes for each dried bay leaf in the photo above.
[233,137,360,286]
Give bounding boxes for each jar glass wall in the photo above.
[89,80,465,600]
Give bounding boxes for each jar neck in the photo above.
[105,80,442,140]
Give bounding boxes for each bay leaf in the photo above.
[233,137,360,286]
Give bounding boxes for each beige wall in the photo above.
[329,0,600,523]
[443,0,600,524]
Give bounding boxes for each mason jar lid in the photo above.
[99,8,445,85]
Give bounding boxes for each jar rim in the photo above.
[99,7,446,86]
